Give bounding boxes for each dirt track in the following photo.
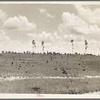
[1,75,100,82]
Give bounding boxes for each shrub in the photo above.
[25,71,28,73]
[46,60,48,63]
[82,68,86,71]
[79,63,81,65]
[18,68,20,70]
[11,62,13,65]
[54,68,57,70]
[32,86,40,91]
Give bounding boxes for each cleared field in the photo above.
[0,53,100,94]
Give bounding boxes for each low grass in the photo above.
[0,78,100,94]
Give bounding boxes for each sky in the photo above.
[0,2,100,54]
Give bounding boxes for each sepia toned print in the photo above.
[0,2,100,95]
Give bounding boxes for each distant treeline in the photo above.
[1,51,98,56]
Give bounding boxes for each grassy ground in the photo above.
[0,78,100,94]
[0,53,100,93]
[1,53,100,77]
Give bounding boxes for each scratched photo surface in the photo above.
[0,2,100,94]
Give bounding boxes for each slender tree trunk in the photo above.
[85,47,86,55]
[35,46,36,53]
[33,46,34,53]
[85,46,87,55]
[72,43,74,54]
[33,45,36,53]
[42,45,44,53]
[43,46,44,52]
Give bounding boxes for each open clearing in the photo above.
[0,53,100,94]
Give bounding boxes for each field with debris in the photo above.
[0,52,100,94]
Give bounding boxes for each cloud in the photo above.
[63,34,85,41]
[39,8,47,14]
[27,31,61,43]
[0,9,7,20]
[3,15,37,31]
[58,12,88,41]
[39,8,55,18]
[0,39,30,52]
[58,9,100,42]
[0,30,33,52]
[74,4,100,41]
[46,13,55,18]
[0,30,10,41]
[0,9,7,25]
[56,5,100,54]
[75,5,100,25]
[39,31,54,42]
[59,12,88,35]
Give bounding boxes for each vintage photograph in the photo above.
[0,1,100,96]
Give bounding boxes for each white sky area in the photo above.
[0,3,100,55]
